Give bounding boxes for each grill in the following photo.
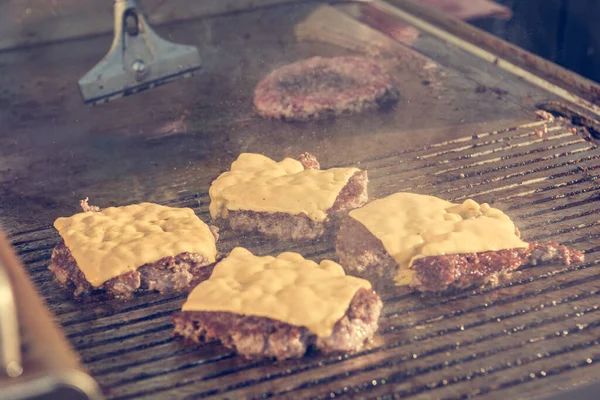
[8,119,600,399]
[2,1,600,399]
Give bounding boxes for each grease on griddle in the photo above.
[475,84,509,98]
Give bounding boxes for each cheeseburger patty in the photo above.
[48,199,219,299]
[336,215,585,293]
[213,153,369,241]
[173,287,382,360]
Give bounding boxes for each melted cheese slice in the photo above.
[183,247,372,337]
[209,153,360,222]
[348,193,528,285]
[54,203,217,287]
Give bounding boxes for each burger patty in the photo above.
[49,241,216,299]
[172,287,382,360]
[336,215,585,293]
[223,167,369,242]
[253,56,399,121]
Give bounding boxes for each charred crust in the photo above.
[298,152,320,170]
[48,240,216,299]
[80,197,101,213]
[336,216,585,293]
[253,56,399,121]
[209,225,220,242]
[218,169,368,241]
[172,287,382,360]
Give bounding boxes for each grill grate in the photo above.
[8,120,600,399]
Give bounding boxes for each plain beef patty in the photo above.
[253,56,399,121]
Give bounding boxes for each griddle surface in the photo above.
[1,2,599,399]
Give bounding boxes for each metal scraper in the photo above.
[78,0,202,105]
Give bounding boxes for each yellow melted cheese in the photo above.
[209,153,360,222]
[348,193,528,285]
[54,203,217,287]
[182,247,372,337]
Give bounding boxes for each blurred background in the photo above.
[464,0,600,83]
[1,0,598,83]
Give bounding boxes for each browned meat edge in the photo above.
[220,155,368,241]
[48,240,216,299]
[336,215,585,293]
[253,56,399,121]
[172,287,382,360]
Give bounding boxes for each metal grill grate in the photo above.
[8,119,600,400]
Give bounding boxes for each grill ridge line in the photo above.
[407,151,600,197]
[518,206,600,232]
[515,189,600,217]
[460,353,600,399]
[3,123,562,240]
[92,269,600,375]
[109,300,600,399]
[370,169,599,212]
[20,169,599,280]
[370,132,582,182]
[431,142,590,177]
[66,308,179,339]
[104,271,600,386]
[52,247,334,321]
[10,130,598,258]
[87,260,600,380]
[92,347,235,376]
[61,251,600,352]
[366,131,586,184]
[28,230,600,339]
[83,337,176,364]
[561,232,600,246]
[368,143,594,198]
[367,125,558,168]
[381,266,600,321]
[279,316,600,400]
[75,324,173,352]
[448,165,600,202]
[332,125,524,168]
[528,221,600,242]
[454,172,599,203]
[330,332,600,400]
[400,142,591,187]
[417,130,562,160]
[72,255,600,354]
[2,121,596,394]
[58,290,185,318]
[189,299,600,399]
[367,129,562,176]
[22,184,600,283]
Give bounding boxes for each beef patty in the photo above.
[253,56,399,121]
[336,215,584,293]
[219,153,369,242]
[49,241,216,299]
[48,198,220,299]
[172,287,382,360]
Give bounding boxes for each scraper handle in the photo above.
[0,252,22,378]
[0,231,103,400]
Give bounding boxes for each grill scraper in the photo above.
[78,0,201,105]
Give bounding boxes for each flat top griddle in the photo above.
[1,1,599,399]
